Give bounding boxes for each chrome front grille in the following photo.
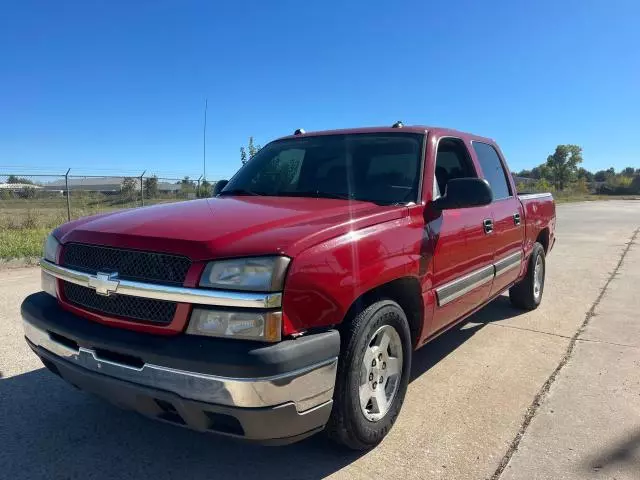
[62,243,191,286]
[63,282,177,325]
[60,243,189,324]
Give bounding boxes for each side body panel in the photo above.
[281,215,424,336]
[424,132,496,337]
[519,194,556,268]
[468,142,525,296]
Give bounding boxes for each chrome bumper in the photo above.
[24,320,337,412]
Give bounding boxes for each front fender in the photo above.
[282,216,419,335]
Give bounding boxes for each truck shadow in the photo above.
[0,368,362,480]
[411,294,524,381]
[0,296,525,480]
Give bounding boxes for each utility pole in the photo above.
[64,168,71,221]
[203,98,208,181]
[139,170,146,206]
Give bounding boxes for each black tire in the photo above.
[326,299,412,450]
[509,242,546,310]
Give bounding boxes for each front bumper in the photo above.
[22,292,339,444]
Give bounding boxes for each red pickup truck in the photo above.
[22,125,555,449]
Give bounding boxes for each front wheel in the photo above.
[326,300,412,450]
[509,242,546,310]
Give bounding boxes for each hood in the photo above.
[57,196,406,260]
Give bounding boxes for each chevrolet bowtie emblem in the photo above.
[88,272,120,296]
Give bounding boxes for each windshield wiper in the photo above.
[278,190,354,201]
[218,188,265,197]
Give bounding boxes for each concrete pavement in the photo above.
[0,200,639,480]
[500,226,640,480]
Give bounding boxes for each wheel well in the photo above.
[537,228,550,253]
[344,277,424,347]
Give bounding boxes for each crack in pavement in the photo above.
[488,324,640,349]
[489,226,640,480]
[575,337,640,350]
[487,323,573,340]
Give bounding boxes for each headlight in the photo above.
[43,234,60,264]
[187,308,282,342]
[199,256,290,292]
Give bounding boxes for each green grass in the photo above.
[553,193,640,203]
[0,196,190,260]
[0,227,50,259]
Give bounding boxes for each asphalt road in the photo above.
[1,200,639,480]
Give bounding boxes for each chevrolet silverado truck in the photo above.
[22,125,555,450]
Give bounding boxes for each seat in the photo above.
[435,166,449,195]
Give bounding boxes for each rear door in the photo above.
[471,141,524,296]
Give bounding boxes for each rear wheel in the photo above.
[326,300,412,450]
[509,242,545,310]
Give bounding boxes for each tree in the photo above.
[544,145,583,190]
[594,170,609,182]
[6,175,33,184]
[143,175,158,198]
[180,176,195,196]
[532,178,552,193]
[20,186,37,199]
[121,177,138,201]
[622,167,635,177]
[572,177,590,194]
[576,167,594,182]
[240,136,262,165]
[198,179,212,198]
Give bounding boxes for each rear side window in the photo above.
[472,142,511,200]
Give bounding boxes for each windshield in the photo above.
[222,133,424,205]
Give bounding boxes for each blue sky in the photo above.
[1,0,638,180]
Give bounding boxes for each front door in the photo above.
[428,137,495,335]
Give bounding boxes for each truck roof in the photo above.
[277,125,495,144]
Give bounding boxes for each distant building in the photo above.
[0,182,42,191]
[44,177,131,193]
[513,176,536,185]
[157,182,182,193]
[39,177,186,195]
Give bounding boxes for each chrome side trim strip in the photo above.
[494,251,522,277]
[435,250,524,306]
[24,320,336,412]
[518,193,553,200]
[40,259,282,309]
[435,265,495,307]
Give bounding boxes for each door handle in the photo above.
[483,218,494,234]
[513,213,521,226]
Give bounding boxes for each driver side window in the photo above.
[434,138,477,198]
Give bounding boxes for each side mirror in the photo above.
[212,180,229,196]
[432,178,493,210]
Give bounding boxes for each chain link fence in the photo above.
[0,173,216,233]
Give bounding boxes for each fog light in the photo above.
[187,308,281,342]
[41,271,57,298]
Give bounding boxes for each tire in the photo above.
[326,299,412,450]
[509,242,546,310]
